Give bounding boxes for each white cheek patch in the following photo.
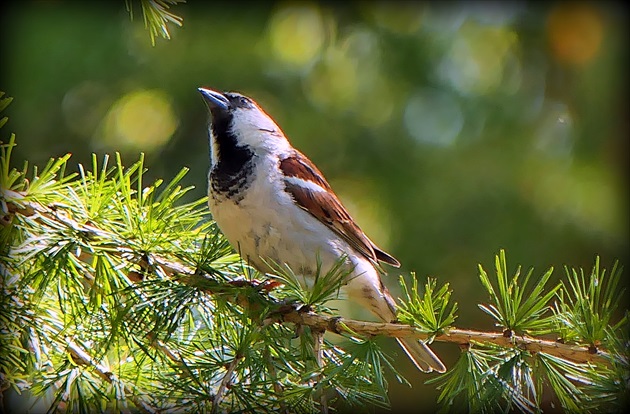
[230,108,288,151]
[285,176,327,193]
[238,109,276,131]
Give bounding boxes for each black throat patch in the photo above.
[209,113,255,202]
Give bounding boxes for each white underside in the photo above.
[208,158,396,321]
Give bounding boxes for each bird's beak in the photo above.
[198,88,230,111]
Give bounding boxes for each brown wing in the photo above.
[279,152,400,268]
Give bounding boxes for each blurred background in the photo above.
[2,1,628,411]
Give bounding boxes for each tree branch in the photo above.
[5,197,612,368]
[278,310,609,365]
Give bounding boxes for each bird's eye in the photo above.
[239,97,249,106]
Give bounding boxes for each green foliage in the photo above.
[586,329,630,410]
[432,339,627,414]
[397,275,458,335]
[125,0,184,45]
[430,345,509,414]
[265,254,353,311]
[478,249,561,335]
[2,143,628,412]
[1,140,402,413]
[554,257,626,346]
[428,251,629,414]
[0,92,12,130]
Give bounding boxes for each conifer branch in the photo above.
[3,196,613,367]
[3,167,625,414]
[125,0,185,45]
[278,311,610,365]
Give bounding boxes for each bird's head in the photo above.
[198,88,290,162]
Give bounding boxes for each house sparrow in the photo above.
[198,87,446,373]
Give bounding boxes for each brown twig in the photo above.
[264,349,290,414]
[312,329,328,414]
[212,355,242,414]
[279,311,610,365]
[66,339,156,413]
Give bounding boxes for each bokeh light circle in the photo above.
[404,89,463,147]
[101,89,178,151]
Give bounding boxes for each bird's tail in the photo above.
[344,268,446,373]
[395,337,446,373]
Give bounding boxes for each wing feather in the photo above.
[280,153,400,268]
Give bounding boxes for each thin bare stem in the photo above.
[66,339,156,413]
[264,349,290,414]
[212,355,241,414]
[312,329,328,414]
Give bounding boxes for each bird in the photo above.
[198,87,446,373]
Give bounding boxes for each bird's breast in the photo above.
[208,166,346,276]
